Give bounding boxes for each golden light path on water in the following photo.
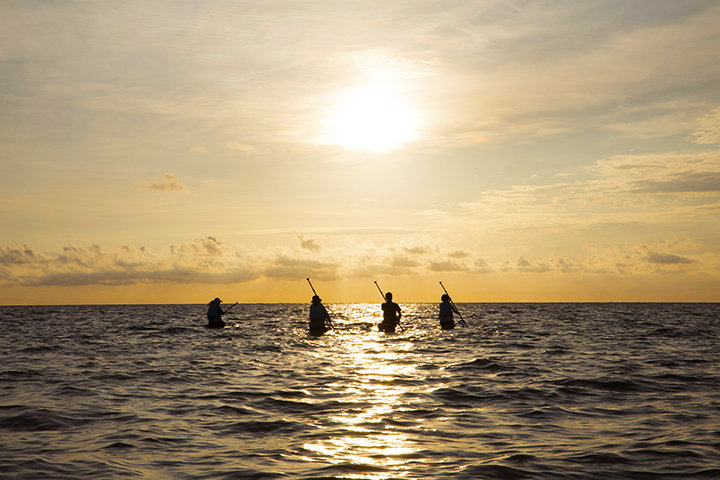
[300,304,429,479]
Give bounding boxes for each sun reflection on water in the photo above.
[301,305,421,479]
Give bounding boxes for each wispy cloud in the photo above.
[453,114,720,233]
[141,173,185,191]
[688,107,720,145]
[631,172,720,193]
[646,252,696,265]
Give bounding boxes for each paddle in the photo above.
[306,277,334,330]
[223,302,239,315]
[199,301,238,325]
[439,282,468,327]
[374,280,405,331]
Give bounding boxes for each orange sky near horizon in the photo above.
[2,1,720,305]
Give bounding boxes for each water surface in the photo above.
[1,303,719,479]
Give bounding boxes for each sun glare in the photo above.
[321,86,419,152]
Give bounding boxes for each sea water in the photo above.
[1,303,718,479]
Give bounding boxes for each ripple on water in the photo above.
[0,303,718,480]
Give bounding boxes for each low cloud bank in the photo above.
[0,235,713,289]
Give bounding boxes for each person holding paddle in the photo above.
[306,278,334,334]
[379,291,402,333]
[308,295,331,335]
[439,282,468,328]
[439,294,460,330]
[206,297,238,328]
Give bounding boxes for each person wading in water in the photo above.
[308,295,331,335]
[207,297,226,328]
[438,293,460,330]
[379,292,402,333]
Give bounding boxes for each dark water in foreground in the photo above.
[1,303,719,479]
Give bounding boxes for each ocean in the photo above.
[1,303,718,479]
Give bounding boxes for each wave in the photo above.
[1,303,719,480]
[446,357,513,372]
[214,419,310,435]
[0,407,77,432]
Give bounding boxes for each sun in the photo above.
[321,86,419,152]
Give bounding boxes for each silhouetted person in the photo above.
[439,294,459,330]
[309,295,330,335]
[379,292,402,333]
[207,297,226,328]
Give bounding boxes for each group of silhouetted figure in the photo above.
[206,286,465,334]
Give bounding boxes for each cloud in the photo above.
[0,238,259,287]
[21,267,259,287]
[295,233,322,253]
[436,3,720,144]
[646,252,696,265]
[428,260,468,272]
[263,255,339,280]
[226,141,262,153]
[604,110,700,140]
[0,245,42,265]
[596,150,720,186]
[141,173,185,191]
[505,256,582,274]
[1,234,715,291]
[511,257,553,273]
[349,263,415,278]
[3,236,461,288]
[455,129,720,234]
[490,241,710,276]
[402,245,433,255]
[170,236,228,257]
[23,271,137,287]
[631,172,720,193]
[473,258,493,274]
[688,106,720,145]
[391,256,422,268]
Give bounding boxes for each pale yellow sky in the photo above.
[1,1,720,304]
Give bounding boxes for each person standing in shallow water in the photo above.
[206,297,226,328]
[379,292,402,333]
[439,294,460,330]
[308,295,330,335]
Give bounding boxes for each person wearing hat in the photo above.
[438,294,459,330]
[308,295,330,335]
[207,297,226,328]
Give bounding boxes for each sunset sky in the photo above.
[2,1,720,304]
